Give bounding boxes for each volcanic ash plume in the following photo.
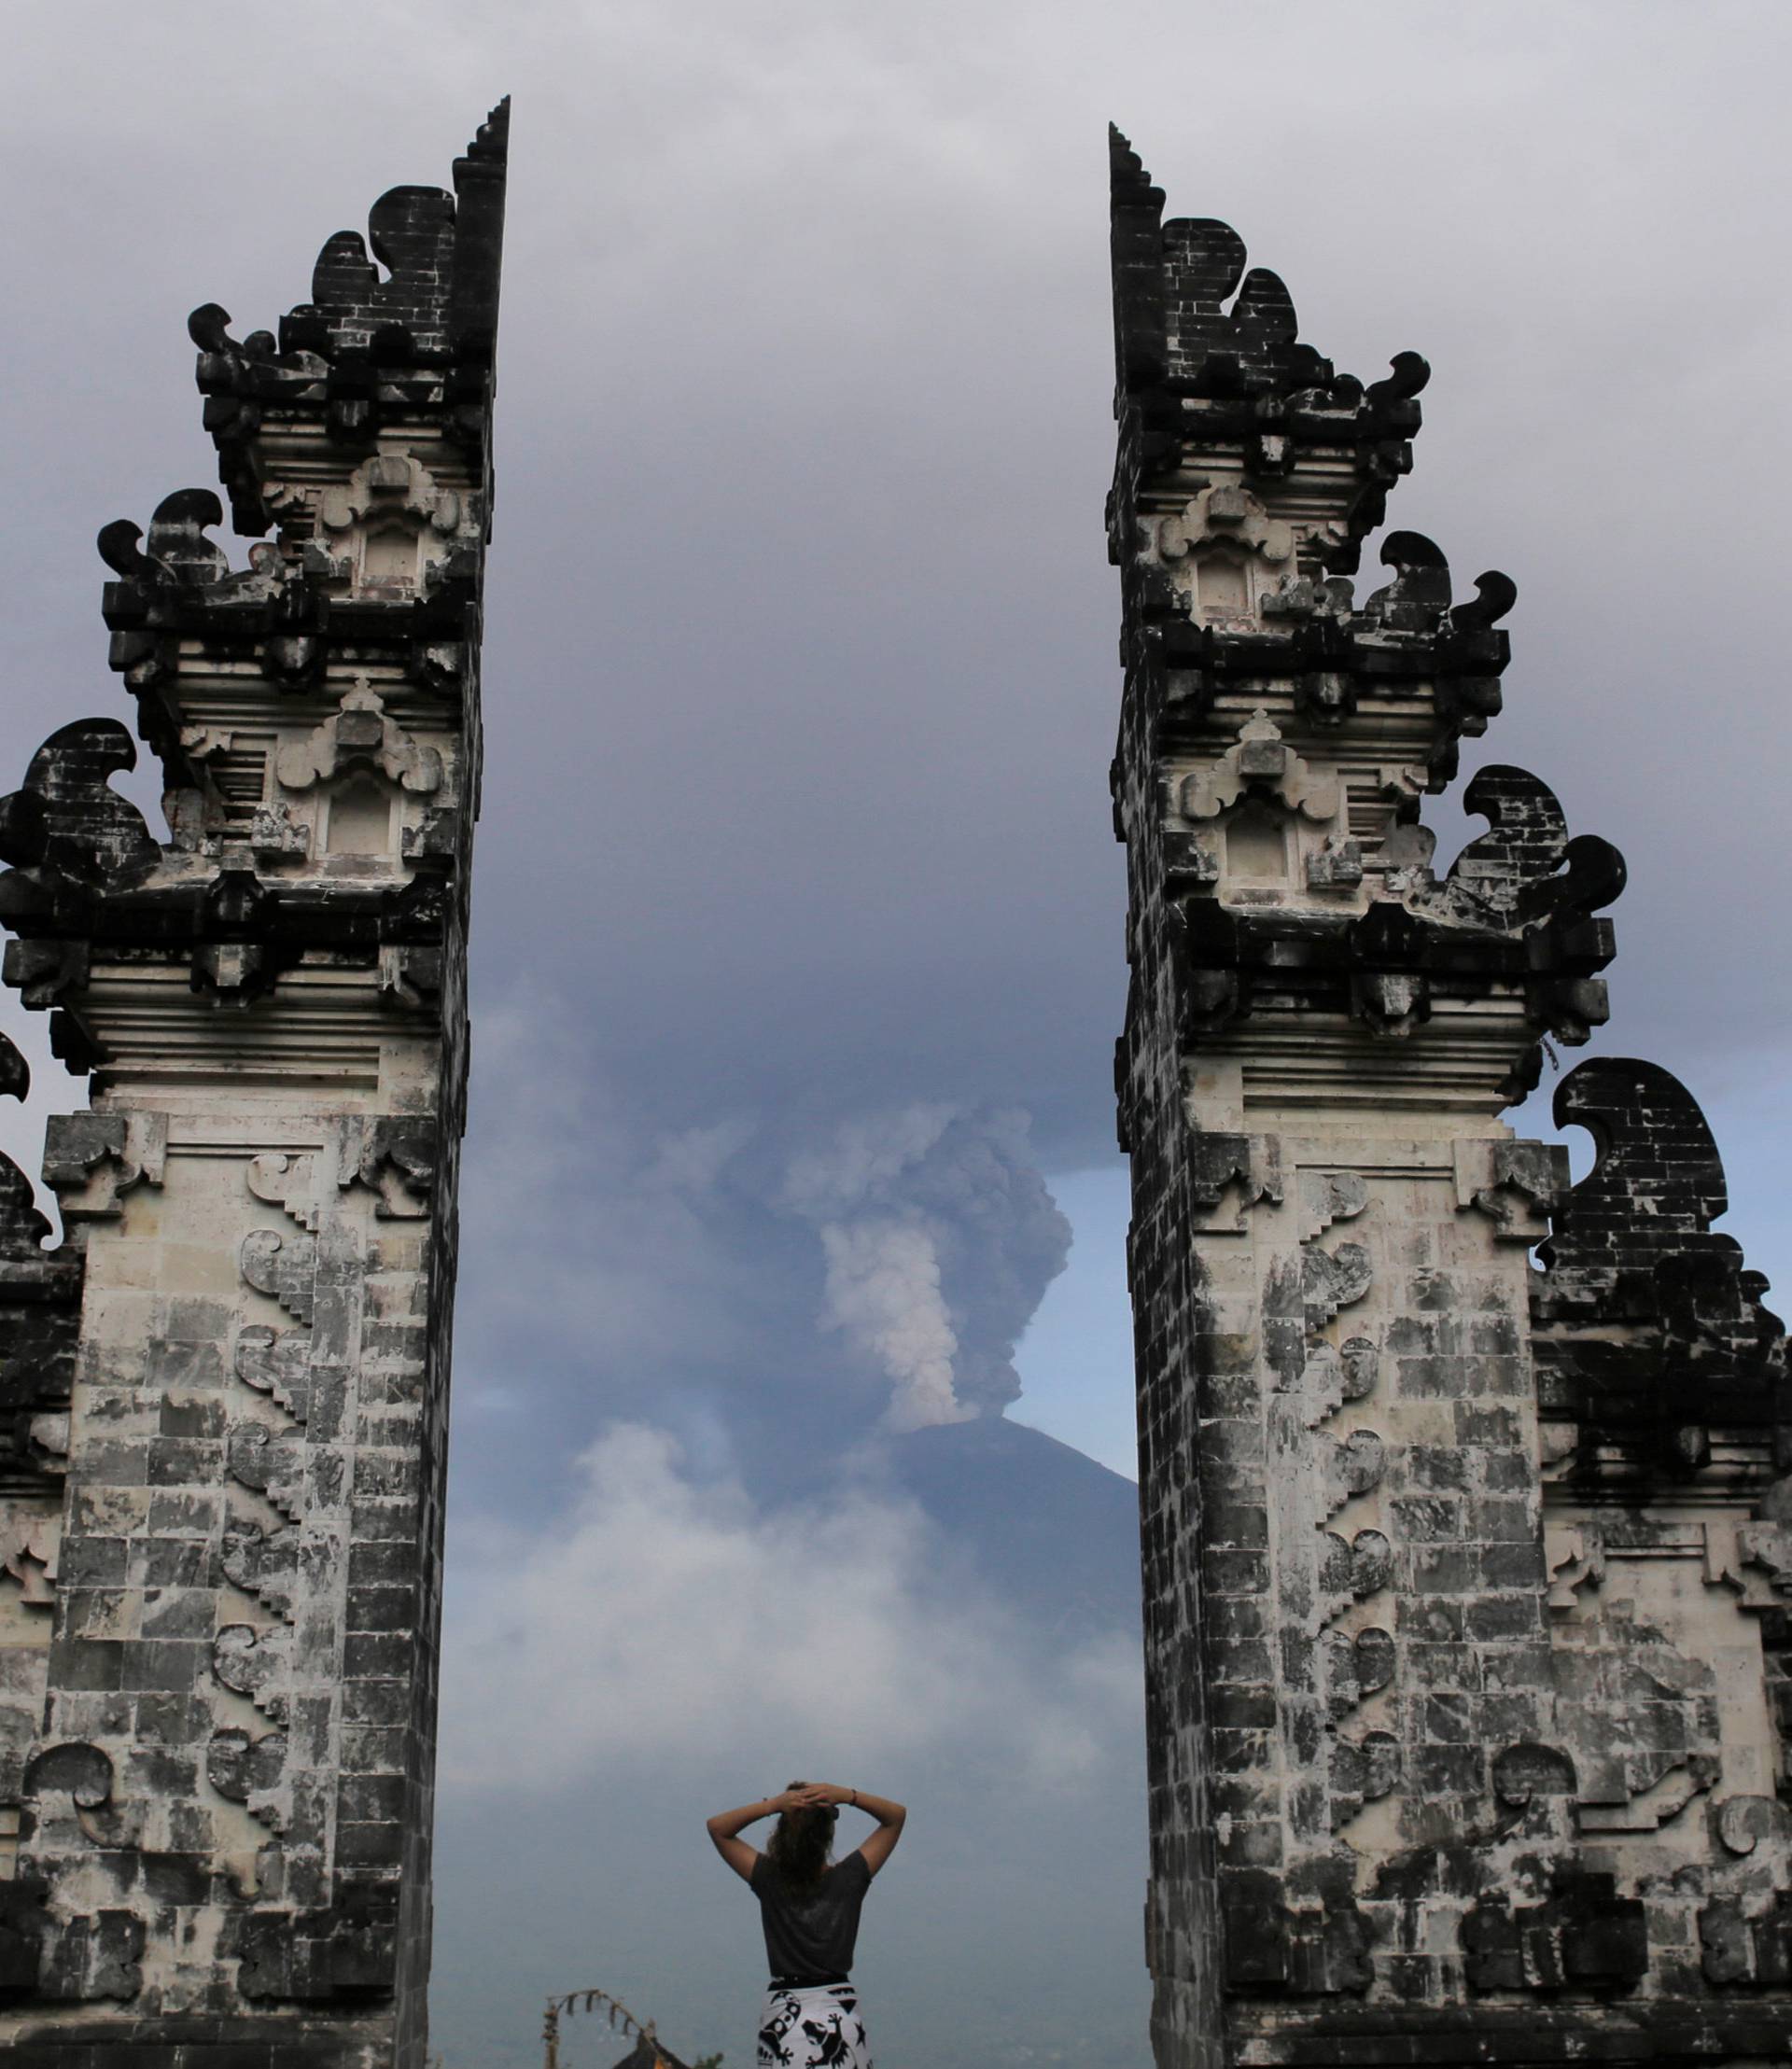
[785,1105,1071,1431]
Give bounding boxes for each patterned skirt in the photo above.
[755,1980,872,2069]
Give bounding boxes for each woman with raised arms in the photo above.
[706,1782,907,2069]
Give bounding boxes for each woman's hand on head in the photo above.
[776,1785,832,1812]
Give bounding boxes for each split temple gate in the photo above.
[1111,126,1792,2069]
[0,105,506,2068]
[0,103,1788,2069]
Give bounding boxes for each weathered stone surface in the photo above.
[0,103,505,2068]
[1111,125,1792,2068]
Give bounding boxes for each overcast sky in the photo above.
[4,5,1790,2064]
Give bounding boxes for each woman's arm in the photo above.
[808,1784,907,1878]
[705,1792,798,1884]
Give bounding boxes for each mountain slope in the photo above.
[868,1414,1142,1637]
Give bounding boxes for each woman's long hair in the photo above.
[765,1781,835,1891]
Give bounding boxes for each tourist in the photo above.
[705,1781,907,2069]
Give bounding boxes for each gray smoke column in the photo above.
[784,1105,1071,1430]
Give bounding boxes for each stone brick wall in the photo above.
[0,104,506,2069]
[1110,127,1792,2067]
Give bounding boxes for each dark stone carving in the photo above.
[0,1876,49,1994]
[1361,531,1453,633]
[1701,1891,1792,1987]
[0,1034,81,1491]
[1164,874,1616,1059]
[231,1880,399,2001]
[1435,764,1627,949]
[1534,1057,1790,1479]
[193,101,508,533]
[0,720,159,892]
[1110,126,1426,574]
[1463,1874,1648,1993]
[1222,1868,1373,1994]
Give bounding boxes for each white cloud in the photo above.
[439,1423,1138,1793]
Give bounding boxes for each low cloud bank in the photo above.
[440,1422,1139,1794]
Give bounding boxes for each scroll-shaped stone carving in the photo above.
[206,1729,287,1831]
[240,1228,317,1325]
[1321,1430,1386,1520]
[0,719,161,891]
[21,1740,113,1811]
[1181,711,1339,826]
[1534,1057,1789,1478]
[274,683,441,796]
[1295,1335,1379,1428]
[1449,569,1518,631]
[213,1623,292,1722]
[227,1422,305,1523]
[1319,1530,1393,1626]
[1360,531,1453,634]
[1341,1335,1379,1396]
[97,486,232,589]
[1434,765,1627,935]
[1298,1171,1367,1241]
[233,1326,313,1423]
[1153,213,1312,393]
[16,1746,146,2004]
[248,1153,323,1233]
[1303,1241,1372,1330]
[309,188,459,338]
[1330,1729,1400,1827]
[1324,1625,1394,1717]
[1491,1740,1578,1810]
[1440,765,1567,922]
[221,1526,300,1622]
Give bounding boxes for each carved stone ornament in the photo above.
[317,453,469,590]
[1180,710,1340,824]
[1159,483,1295,566]
[41,1111,166,1221]
[274,680,442,795]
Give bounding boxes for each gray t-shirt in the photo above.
[750,1850,872,1983]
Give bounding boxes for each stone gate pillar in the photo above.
[1110,127,1792,2069]
[0,103,507,2069]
